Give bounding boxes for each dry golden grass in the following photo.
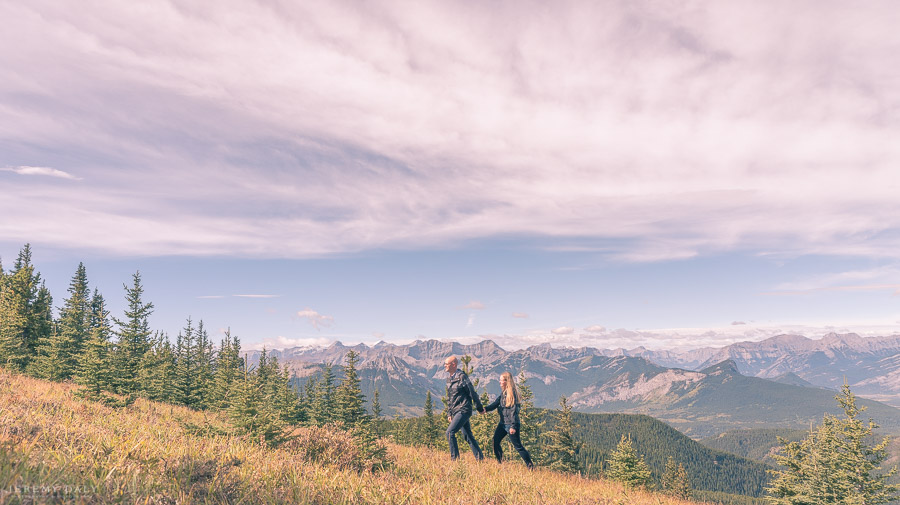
[0,369,697,504]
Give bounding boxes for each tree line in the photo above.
[0,244,386,469]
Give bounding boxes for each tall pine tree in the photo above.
[336,350,366,426]
[38,263,90,380]
[75,298,111,397]
[421,390,441,447]
[0,246,52,371]
[174,317,199,406]
[194,320,214,409]
[210,329,242,409]
[111,271,154,394]
[0,269,28,371]
[767,384,899,505]
[544,396,581,474]
[311,363,336,425]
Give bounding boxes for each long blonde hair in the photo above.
[501,372,520,408]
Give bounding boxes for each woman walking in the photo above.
[484,372,534,469]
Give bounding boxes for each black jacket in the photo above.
[446,370,483,416]
[484,391,521,426]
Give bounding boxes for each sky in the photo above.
[2,1,900,351]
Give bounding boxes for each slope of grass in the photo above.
[1,369,696,505]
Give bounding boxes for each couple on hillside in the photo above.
[443,356,534,469]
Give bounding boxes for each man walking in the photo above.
[444,355,485,461]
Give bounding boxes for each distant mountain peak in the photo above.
[701,359,740,375]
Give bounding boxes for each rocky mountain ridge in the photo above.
[247,333,900,436]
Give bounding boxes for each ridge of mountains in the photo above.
[250,333,900,438]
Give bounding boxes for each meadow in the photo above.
[0,368,695,504]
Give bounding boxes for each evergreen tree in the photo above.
[421,390,441,447]
[39,263,90,380]
[210,329,242,410]
[311,363,336,425]
[228,352,287,447]
[544,396,581,474]
[334,350,386,469]
[194,320,214,409]
[8,245,48,362]
[303,374,318,425]
[0,278,28,371]
[140,332,177,403]
[111,271,154,394]
[662,457,692,499]
[767,384,899,505]
[607,434,652,490]
[26,283,54,377]
[88,289,106,331]
[257,352,302,425]
[371,387,383,435]
[174,317,200,406]
[75,299,111,397]
[336,350,366,425]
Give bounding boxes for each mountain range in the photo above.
[249,333,900,438]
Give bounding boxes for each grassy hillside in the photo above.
[1,368,697,505]
[382,408,771,500]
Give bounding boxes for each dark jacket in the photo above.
[484,391,521,426]
[446,370,483,416]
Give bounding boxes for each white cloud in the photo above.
[460,301,486,310]
[252,335,332,350]
[584,325,606,333]
[2,166,80,180]
[512,312,529,319]
[233,294,280,298]
[2,2,899,261]
[296,308,335,331]
[551,326,575,335]
[489,320,900,351]
[731,321,746,325]
[466,314,476,328]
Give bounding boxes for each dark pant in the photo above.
[447,411,483,460]
[493,423,533,468]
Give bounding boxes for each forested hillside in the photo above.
[700,429,809,464]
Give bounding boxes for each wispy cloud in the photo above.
[551,326,575,335]
[1,166,80,180]
[233,294,280,298]
[584,325,606,333]
[2,2,899,261]
[296,308,334,331]
[460,301,486,310]
[512,312,529,319]
[763,284,900,296]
